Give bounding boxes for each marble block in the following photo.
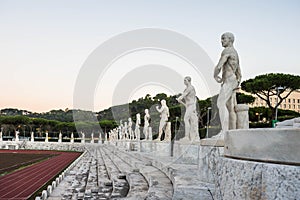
[172,141,200,165]
[225,128,300,165]
[235,104,249,129]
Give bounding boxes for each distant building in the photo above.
[240,89,300,113]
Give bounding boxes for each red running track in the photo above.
[0,150,81,200]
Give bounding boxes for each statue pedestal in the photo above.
[200,138,224,147]
[172,141,200,164]
[225,128,300,165]
[140,140,153,152]
[235,104,249,129]
[198,144,224,183]
[116,140,171,156]
[150,141,171,157]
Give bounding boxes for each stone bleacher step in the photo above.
[105,145,173,199]
[102,146,149,199]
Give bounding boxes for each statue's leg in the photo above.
[184,111,190,140]
[217,86,230,131]
[155,120,164,141]
[190,111,199,140]
[143,128,147,140]
[227,93,237,130]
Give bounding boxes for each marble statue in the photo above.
[164,122,172,141]
[58,131,62,143]
[213,32,241,138]
[155,99,170,141]
[119,120,123,140]
[91,132,94,143]
[135,113,141,140]
[15,130,19,142]
[124,122,128,140]
[148,127,153,141]
[110,129,116,141]
[0,128,3,142]
[71,132,74,143]
[99,132,102,143]
[128,118,133,140]
[31,131,34,142]
[108,131,112,141]
[276,117,300,128]
[143,109,151,140]
[45,131,49,142]
[114,128,118,140]
[118,125,122,140]
[177,76,199,141]
[81,132,85,143]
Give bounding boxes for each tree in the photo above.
[241,73,300,119]
[153,93,168,103]
[99,120,118,133]
[236,92,255,104]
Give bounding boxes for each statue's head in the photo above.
[221,32,234,47]
[184,76,191,85]
[145,109,149,114]
[161,99,166,106]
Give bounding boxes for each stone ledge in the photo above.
[225,128,300,165]
[215,157,300,200]
[200,138,224,147]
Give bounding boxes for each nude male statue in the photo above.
[15,130,20,142]
[128,118,133,140]
[155,99,169,141]
[135,113,141,140]
[143,109,151,140]
[214,32,241,138]
[177,76,199,141]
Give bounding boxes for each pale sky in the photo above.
[0,0,299,112]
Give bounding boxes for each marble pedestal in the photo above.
[225,128,300,165]
[172,141,200,165]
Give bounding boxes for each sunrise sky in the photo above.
[0,0,299,112]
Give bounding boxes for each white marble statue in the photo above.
[113,128,118,141]
[124,122,128,140]
[58,131,62,143]
[31,131,34,142]
[117,126,121,140]
[99,132,102,143]
[45,131,49,142]
[119,120,123,140]
[71,132,74,143]
[164,122,172,141]
[110,129,115,141]
[15,130,19,142]
[155,99,170,141]
[109,131,113,141]
[213,32,241,138]
[91,132,94,143]
[105,132,108,141]
[135,113,141,140]
[177,76,199,141]
[143,109,151,140]
[128,118,133,140]
[0,128,3,142]
[81,132,85,143]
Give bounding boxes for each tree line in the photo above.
[1,73,299,139]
